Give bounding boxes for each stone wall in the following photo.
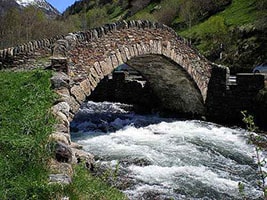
[0,36,65,68]
[206,66,265,125]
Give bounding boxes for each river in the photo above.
[71,101,264,200]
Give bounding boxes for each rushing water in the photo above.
[71,101,264,200]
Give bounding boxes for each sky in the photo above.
[46,0,78,13]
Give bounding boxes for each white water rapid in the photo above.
[71,101,264,200]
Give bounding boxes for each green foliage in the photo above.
[241,111,267,198]
[128,2,157,22]
[241,110,257,132]
[0,6,80,48]
[86,7,109,28]
[181,15,229,56]
[63,164,127,200]
[219,0,258,26]
[0,70,57,200]
[153,0,180,25]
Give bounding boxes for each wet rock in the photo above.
[120,157,152,167]
[72,148,94,171]
[55,142,72,163]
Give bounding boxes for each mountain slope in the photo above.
[0,0,60,17]
[0,0,20,16]
[16,0,60,17]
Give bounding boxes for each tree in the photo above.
[197,16,229,59]
[179,0,199,43]
[154,0,180,25]
[86,7,108,28]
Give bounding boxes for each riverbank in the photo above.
[0,70,126,200]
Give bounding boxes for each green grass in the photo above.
[180,0,258,37]
[64,164,127,200]
[129,2,159,21]
[0,70,57,199]
[0,70,127,199]
[219,0,258,26]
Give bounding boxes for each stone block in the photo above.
[93,62,104,79]
[90,67,100,83]
[51,57,69,74]
[52,111,70,128]
[55,87,70,99]
[122,46,131,61]
[128,45,135,57]
[72,148,94,171]
[7,48,14,56]
[136,43,143,55]
[133,44,139,56]
[115,50,124,65]
[51,102,70,118]
[49,159,73,177]
[70,85,86,104]
[51,72,70,89]
[157,40,162,54]
[99,59,113,76]
[61,95,80,114]
[79,79,91,96]
[87,73,97,91]
[111,54,119,68]
[54,123,70,134]
[118,48,127,63]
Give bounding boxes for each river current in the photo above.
[71,101,264,200]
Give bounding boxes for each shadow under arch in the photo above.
[86,54,205,117]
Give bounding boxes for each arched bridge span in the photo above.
[51,20,213,116]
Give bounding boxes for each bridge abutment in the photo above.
[206,66,265,125]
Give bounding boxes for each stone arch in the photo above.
[52,20,213,118]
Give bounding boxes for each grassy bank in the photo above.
[0,70,57,199]
[0,70,126,200]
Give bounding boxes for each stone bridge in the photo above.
[50,20,214,117]
[0,20,264,122]
[0,20,265,186]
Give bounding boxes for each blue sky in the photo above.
[46,0,78,13]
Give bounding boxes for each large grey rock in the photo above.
[55,142,72,163]
[49,174,71,184]
[51,72,70,89]
[72,148,94,171]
